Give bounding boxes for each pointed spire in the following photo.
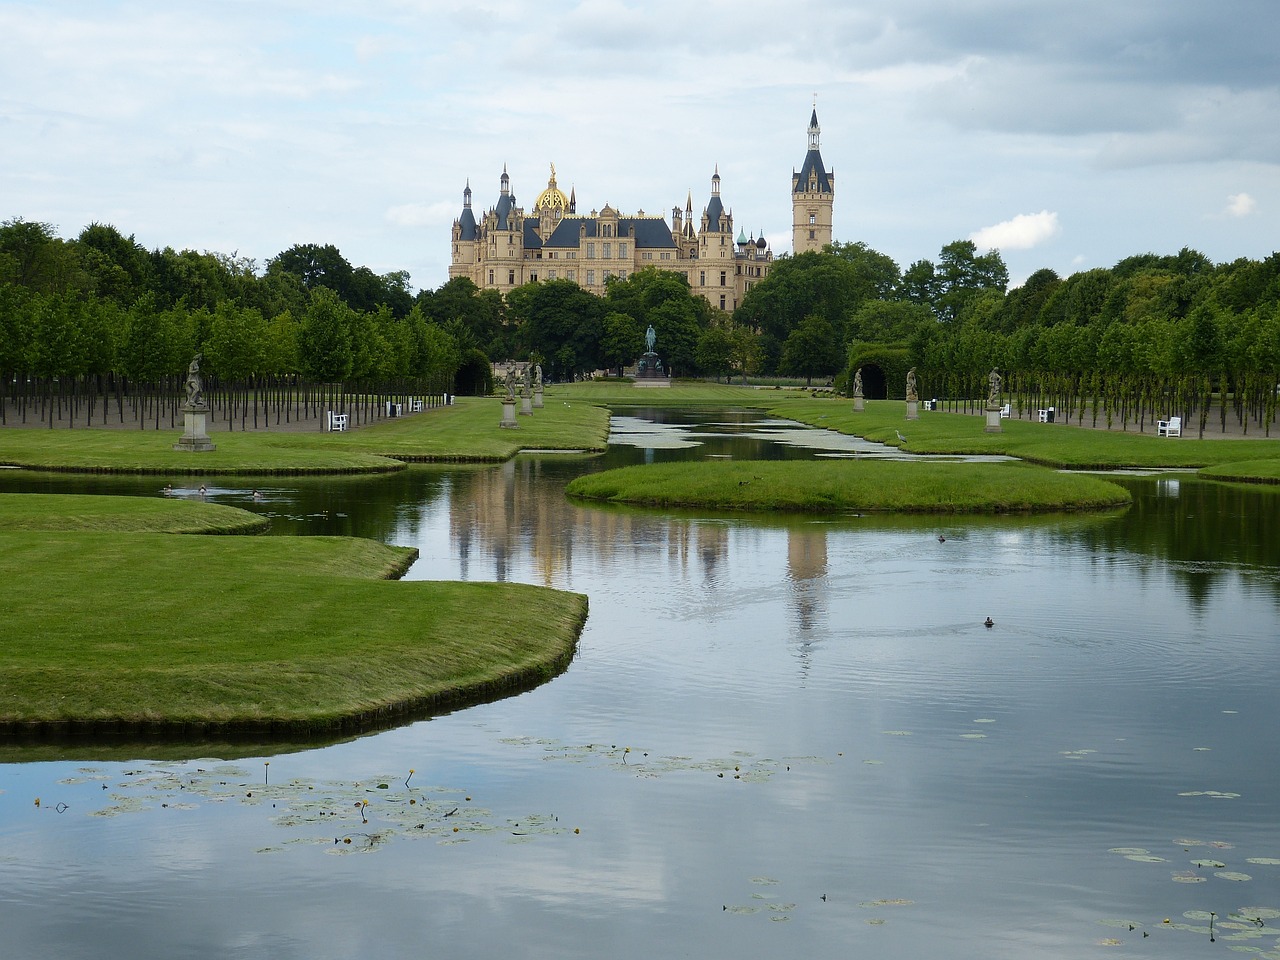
[463,179,472,207]
[686,191,693,212]
[808,110,821,151]
[569,185,576,214]
[500,164,510,195]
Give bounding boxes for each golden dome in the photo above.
[535,163,570,211]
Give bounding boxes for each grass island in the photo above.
[566,459,1133,514]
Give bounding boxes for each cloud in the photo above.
[1225,193,1257,217]
[385,201,458,228]
[971,211,1061,251]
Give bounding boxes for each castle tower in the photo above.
[449,180,479,278]
[792,108,834,254]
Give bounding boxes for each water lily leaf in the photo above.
[1217,872,1253,882]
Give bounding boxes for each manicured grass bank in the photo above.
[548,380,772,406]
[0,499,587,734]
[1199,459,1280,484]
[767,398,1280,471]
[0,397,610,474]
[566,460,1131,514]
[0,492,270,534]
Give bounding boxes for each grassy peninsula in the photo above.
[0,492,270,534]
[0,497,587,734]
[566,459,1131,514]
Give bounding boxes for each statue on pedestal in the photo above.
[852,367,863,399]
[905,367,918,403]
[987,368,1003,408]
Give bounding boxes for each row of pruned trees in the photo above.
[0,285,462,429]
[894,294,1280,436]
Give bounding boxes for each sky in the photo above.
[2,0,1277,292]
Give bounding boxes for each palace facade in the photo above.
[449,110,834,313]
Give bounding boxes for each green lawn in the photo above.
[566,459,1132,514]
[0,492,269,534]
[547,379,780,406]
[767,398,1280,471]
[0,498,587,733]
[0,397,610,474]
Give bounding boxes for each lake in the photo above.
[2,407,1279,959]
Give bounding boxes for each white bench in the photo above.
[327,411,348,432]
[1157,416,1181,437]
[1038,407,1056,423]
[1000,403,1010,418]
[923,399,938,411]
[408,399,424,413]
[386,402,403,418]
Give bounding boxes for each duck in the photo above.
[984,617,994,628]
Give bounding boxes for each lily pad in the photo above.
[1218,872,1254,882]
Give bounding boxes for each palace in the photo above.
[449,110,834,313]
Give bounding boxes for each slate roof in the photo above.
[458,206,477,241]
[794,148,832,194]
[494,191,515,230]
[523,220,542,249]
[703,195,727,231]
[543,216,676,249]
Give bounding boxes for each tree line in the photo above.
[3,216,1278,435]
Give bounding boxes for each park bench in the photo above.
[386,402,403,417]
[327,411,348,432]
[1038,407,1056,423]
[1000,403,1010,418]
[923,399,938,411]
[408,399,424,413]
[1157,416,1182,437]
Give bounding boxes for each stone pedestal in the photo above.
[984,405,1004,433]
[520,395,533,416]
[533,386,543,409]
[905,400,919,421]
[500,400,518,428]
[852,397,864,412]
[636,352,666,380]
[173,404,216,452]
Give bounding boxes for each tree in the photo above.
[601,311,643,375]
[0,218,85,295]
[76,222,150,305]
[695,325,734,382]
[934,240,1008,323]
[735,248,892,374]
[510,279,604,380]
[299,287,354,382]
[846,299,934,344]
[269,243,354,300]
[204,302,266,381]
[781,313,842,386]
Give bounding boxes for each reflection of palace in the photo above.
[787,526,829,636]
[449,110,835,313]
[448,462,729,587]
